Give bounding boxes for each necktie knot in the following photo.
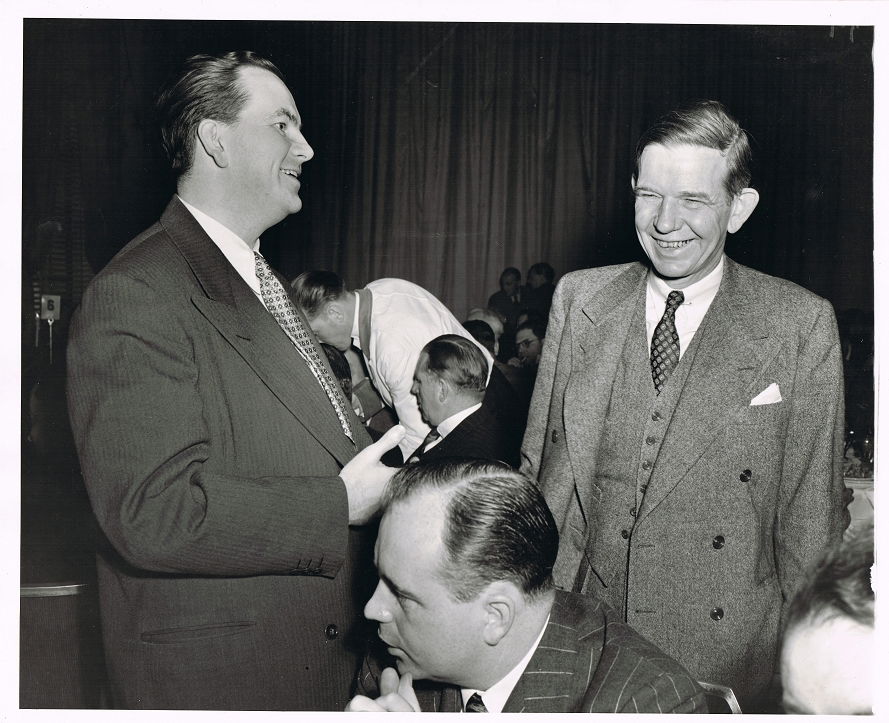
[465,692,488,712]
[407,427,440,463]
[665,289,684,312]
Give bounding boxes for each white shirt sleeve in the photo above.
[374,341,431,458]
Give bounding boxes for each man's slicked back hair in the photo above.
[419,334,488,394]
[290,270,349,318]
[634,99,754,199]
[383,458,558,602]
[156,51,285,179]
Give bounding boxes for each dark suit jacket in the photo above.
[358,589,706,713]
[416,403,520,467]
[66,197,373,710]
[521,258,845,709]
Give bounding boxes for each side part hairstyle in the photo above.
[419,334,488,394]
[156,50,285,179]
[383,458,558,602]
[634,99,754,199]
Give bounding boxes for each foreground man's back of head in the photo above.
[780,525,874,714]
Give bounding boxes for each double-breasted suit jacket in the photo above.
[67,198,373,710]
[521,257,845,708]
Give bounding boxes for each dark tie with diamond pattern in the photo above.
[254,251,354,441]
[465,693,488,712]
[407,427,440,463]
[650,290,685,395]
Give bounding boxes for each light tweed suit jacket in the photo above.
[358,589,706,712]
[520,257,845,709]
[67,197,372,710]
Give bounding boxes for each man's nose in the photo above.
[364,582,393,622]
[653,197,681,233]
[292,130,314,162]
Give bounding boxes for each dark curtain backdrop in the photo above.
[23,20,872,340]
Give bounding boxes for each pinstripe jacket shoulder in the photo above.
[503,589,706,713]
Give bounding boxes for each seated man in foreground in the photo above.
[348,458,706,713]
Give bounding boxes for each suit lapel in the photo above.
[160,199,362,465]
[638,258,781,520]
[563,265,648,520]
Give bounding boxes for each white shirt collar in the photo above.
[433,402,483,442]
[460,613,549,714]
[351,291,362,348]
[645,255,724,358]
[646,254,724,307]
[179,196,263,301]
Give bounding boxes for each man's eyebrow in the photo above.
[633,184,717,202]
[270,108,301,125]
[677,190,717,202]
[379,571,414,600]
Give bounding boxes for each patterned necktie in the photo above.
[253,251,354,441]
[650,290,685,395]
[465,693,488,713]
[406,427,441,463]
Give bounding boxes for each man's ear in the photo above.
[437,377,450,403]
[196,119,228,168]
[325,300,346,324]
[480,581,520,646]
[727,188,760,233]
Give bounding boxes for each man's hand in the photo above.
[345,668,420,712]
[340,425,405,525]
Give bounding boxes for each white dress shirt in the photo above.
[348,278,493,458]
[645,255,724,360]
[460,615,549,713]
[422,402,482,453]
[179,196,265,306]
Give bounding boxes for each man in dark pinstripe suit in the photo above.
[347,459,706,713]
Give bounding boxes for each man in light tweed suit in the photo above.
[347,459,706,713]
[520,100,845,711]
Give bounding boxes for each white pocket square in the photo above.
[750,383,782,406]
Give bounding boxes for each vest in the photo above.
[583,290,706,618]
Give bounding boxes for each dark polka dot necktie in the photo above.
[465,692,488,712]
[650,290,685,395]
[254,251,354,441]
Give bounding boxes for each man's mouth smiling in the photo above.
[653,237,692,249]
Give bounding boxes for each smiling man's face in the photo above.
[633,142,740,289]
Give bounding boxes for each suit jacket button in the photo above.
[739,469,752,482]
[645,436,656,445]
[651,411,662,421]
[551,429,559,443]
[620,529,630,539]
[712,535,725,549]
[641,460,652,470]
[325,624,339,640]
[630,507,637,518]
[710,607,724,621]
